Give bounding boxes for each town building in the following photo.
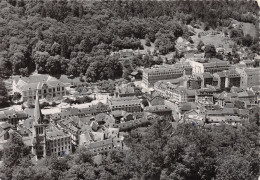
[195,88,214,106]
[236,67,260,88]
[154,80,196,105]
[114,84,137,98]
[50,102,110,121]
[198,72,213,88]
[12,75,66,105]
[213,72,226,90]
[0,110,27,127]
[86,137,124,154]
[144,105,173,121]
[203,60,230,74]
[113,116,151,131]
[224,69,241,88]
[239,60,254,68]
[108,96,142,112]
[46,127,72,157]
[142,62,192,87]
[0,122,14,150]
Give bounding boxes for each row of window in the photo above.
[38,87,64,94]
[51,146,71,152]
[23,87,65,96]
[92,145,122,153]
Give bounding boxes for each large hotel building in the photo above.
[142,62,192,88]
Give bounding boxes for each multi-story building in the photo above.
[195,88,214,106]
[108,96,142,112]
[236,67,260,88]
[203,61,230,74]
[154,80,196,104]
[237,91,256,104]
[46,128,72,157]
[186,59,230,75]
[142,62,192,88]
[114,84,137,98]
[0,110,27,127]
[0,122,14,150]
[87,137,124,154]
[198,72,213,88]
[224,69,241,88]
[29,94,72,160]
[13,75,66,105]
[239,60,254,68]
[143,105,173,121]
[213,72,226,90]
[50,102,110,121]
[187,75,202,89]
[57,117,82,147]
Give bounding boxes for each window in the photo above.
[4,132,9,140]
[53,88,55,92]
[44,90,46,94]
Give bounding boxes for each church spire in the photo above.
[34,83,43,124]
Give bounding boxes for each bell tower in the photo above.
[31,83,47,160]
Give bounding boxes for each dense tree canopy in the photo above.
[1,119,259,180]
[0,0,258,79]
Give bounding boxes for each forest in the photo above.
[0,0,259,81]
[0,119,259,180]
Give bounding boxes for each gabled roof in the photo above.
[13,74,50,84]
[111,110,127,118]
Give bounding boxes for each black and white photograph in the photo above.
[0,0,259,179]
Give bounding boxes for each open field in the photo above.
[231,19,257,38]
[191,28,234,51]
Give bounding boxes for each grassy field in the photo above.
[191,28,234,51]
[240,22,257,38]
[230,19,257,38]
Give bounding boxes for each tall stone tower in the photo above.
[31,83,47,160]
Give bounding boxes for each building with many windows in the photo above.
[0,110,27,127]
[236,67,260,88]
[144,105,173,121]
[154,80,196,105]
[224,69,241,88]
[12,75,66,105]
[108,96,142,112]
[46,128,72,157]
[142,62,192,88]
[185,59,230,75]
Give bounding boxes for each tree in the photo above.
[215,152,259,180]
[145,38,151,47]
[242,34,253,47]
[197,40,204,52]
[0,132,31,180]
[204,44,216,58]
[12,92,22,102]
[0,78,9,108]
[46,55,61,76]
